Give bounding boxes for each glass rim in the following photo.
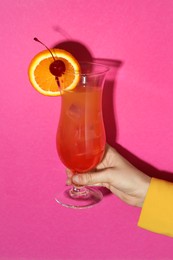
[66,61,110,76]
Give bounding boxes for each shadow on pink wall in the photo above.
[115,143,173,182]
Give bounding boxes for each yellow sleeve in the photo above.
[138,177,173,237]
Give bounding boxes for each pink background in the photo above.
[1,1,173,259]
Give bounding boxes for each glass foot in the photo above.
[55,186,103,209]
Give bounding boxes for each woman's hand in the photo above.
[66,144,151,207]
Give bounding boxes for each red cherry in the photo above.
[34,37,66,77]
[49,60,66,77]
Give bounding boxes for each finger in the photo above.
[72,169,111,186]
[66,168,73,178]
[66,177,72,186]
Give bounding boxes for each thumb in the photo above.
[72,169,110,186]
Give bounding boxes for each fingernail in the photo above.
[72,175,79,184]
[66,169,73,177]
[66,179,71,186]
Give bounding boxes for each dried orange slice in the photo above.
[28,49,81,96]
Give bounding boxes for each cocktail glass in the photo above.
[55,62,109,209]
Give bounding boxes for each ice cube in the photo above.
[67,104,82,120]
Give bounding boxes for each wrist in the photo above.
[139,174,151,207]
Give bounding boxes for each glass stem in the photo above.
[69,186,89,199]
